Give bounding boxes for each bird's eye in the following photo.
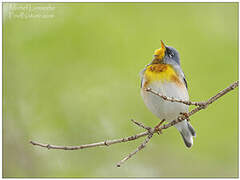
[168,52,174,58]
[166,48,174,58]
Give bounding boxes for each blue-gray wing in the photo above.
[183,76,188,89]
[139,68,146,88]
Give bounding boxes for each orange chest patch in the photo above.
[143,64,185,88]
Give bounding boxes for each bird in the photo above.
[140,41,196,148]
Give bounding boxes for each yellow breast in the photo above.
[143,64,184,88]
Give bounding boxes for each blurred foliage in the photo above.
[3,2,238,177]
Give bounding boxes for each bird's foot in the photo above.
[180,112,190,120]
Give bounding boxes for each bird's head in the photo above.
[152,41,180,66]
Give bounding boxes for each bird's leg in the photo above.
[154,119,165,134]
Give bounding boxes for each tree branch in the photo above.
[145,87,206,106]
[30,80,238,167]
[116,130,154,167]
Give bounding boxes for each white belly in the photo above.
[141,81,189,122]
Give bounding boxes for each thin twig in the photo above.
[30,131,149,150]
[30,80,238,167]
[116,130,154,167]
[131,119,152,131]
[145,87,206,106]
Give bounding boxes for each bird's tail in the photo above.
[175,120,196,148]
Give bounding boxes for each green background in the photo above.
[3,2,238,177]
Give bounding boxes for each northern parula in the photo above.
[140,41,196,148]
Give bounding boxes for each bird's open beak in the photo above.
[154,40,166,61]
[161,40,166,49]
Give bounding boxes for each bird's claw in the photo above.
[180,112,189,118]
